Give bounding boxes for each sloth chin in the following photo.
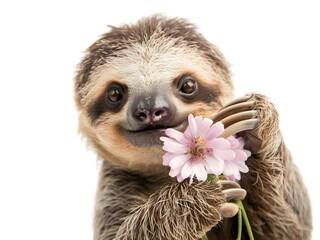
[121,120,187,148]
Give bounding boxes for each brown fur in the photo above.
[238,94,312,239]
[74,15,231,98]
[74,15,312,239]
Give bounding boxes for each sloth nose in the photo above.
[135,107,169,123]
[131,94,173,125]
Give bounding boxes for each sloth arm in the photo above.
[94,162,228,240]
[93,164,150,240]
[236,94,312,239]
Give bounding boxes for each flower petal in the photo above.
[237,137,245,149]
[200,118,213,136]
[194,163,207,182]
[204,121,224,140]
[184,127,192,140]
[163,142,189,154]
[234,150,248,162]
[234,171,241,180]
[177,174,184,182]
[208,138,230,150]
[214,149,235,161]
[244,150,251,157]
[195,116,203,130]
[233,161,249,173]
[165,128,188,144]
[227,135,239,149]
[169,166,183,177]
[162,152,177,166]
[160,136,179,144]
[189,172,195,184]
[181,160,193,179]
[223,161,239,176]
[226,175,236,181]
[205,155,224,175]
[188,114,198,137]
[169,155,190,170]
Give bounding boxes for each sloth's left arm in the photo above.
[223,94,312,239]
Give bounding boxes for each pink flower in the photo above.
[160,114,228,184]
[160,114,251,184]
[224,136,251,181]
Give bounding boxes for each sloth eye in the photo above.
[108,89,121,102]
[181,79,196,94]
[105,83,124,108]
[178,75,198,98]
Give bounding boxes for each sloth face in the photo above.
[74,15,233,174]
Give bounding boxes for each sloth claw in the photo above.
[218,119,258,138]
[216,180,246,219]
[213,95,259,138]
[222,94,254,108]
[218,180,241,190]
[223,188,247,201]
[220,110,257,128]
[212,101,255,123]
[219,202,239,218]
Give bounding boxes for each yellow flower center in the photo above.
[187,136,212,163]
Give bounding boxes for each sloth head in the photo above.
[74,15,233,175]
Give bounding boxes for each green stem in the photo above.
[201,235,208,240]
[236,203,242,240]
[235,200,254,240]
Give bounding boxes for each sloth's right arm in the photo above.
[94,163,242,240]
[115,180,226,240]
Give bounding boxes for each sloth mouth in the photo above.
[127,122,185,133]
[122,120,187,148]
[128,125,169,133]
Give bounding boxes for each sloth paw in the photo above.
[202,180,246,233]
[213,93,280,154]
[218,180,246,218]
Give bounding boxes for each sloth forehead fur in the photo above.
[74,15,233,175]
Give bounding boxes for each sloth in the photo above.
[74,15,312,239]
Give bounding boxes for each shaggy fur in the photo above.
[207,94,313,239]
[116,177,225,239]
[238,94,312,239]
[74,15,312,240]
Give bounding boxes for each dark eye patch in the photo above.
[87,83,128,124]
[87,97,108,123]
[194,82,220,104]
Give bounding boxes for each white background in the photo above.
[0,0,319,239]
